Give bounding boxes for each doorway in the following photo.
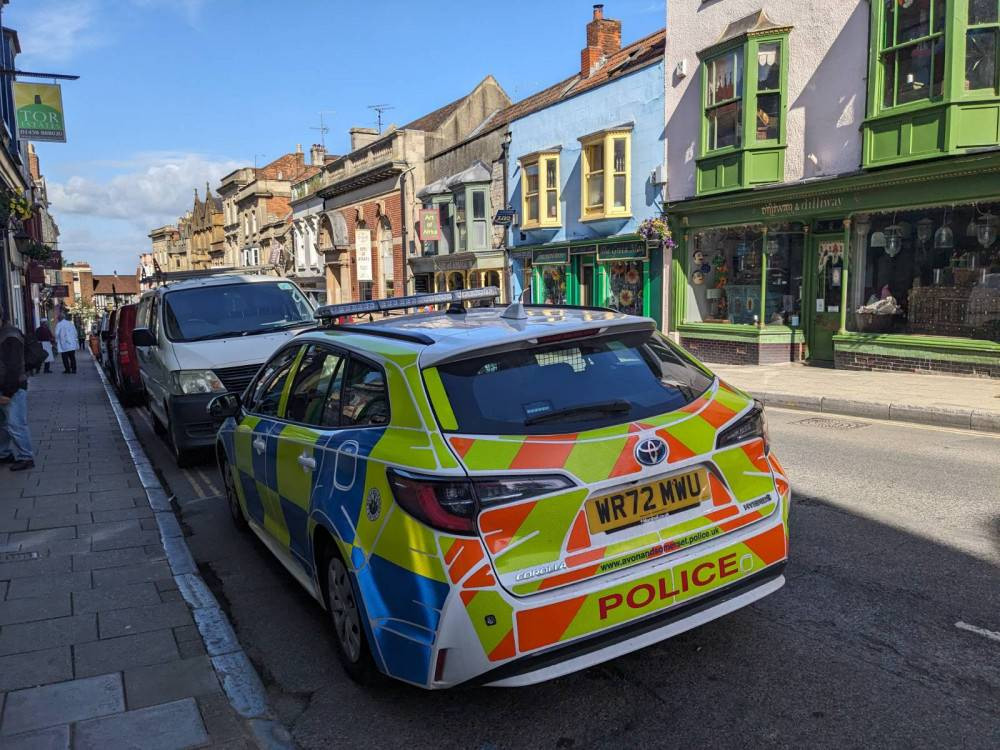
[579,263,595,306]
[804,233,845,362]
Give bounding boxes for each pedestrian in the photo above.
[55,311,78,374]
[34,320,53,374]
[0,308,34,471]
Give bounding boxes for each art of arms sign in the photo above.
[14,83,67,142]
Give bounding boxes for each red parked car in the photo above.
[108,304,144,405]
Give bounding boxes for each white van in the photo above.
[133,274,315,465]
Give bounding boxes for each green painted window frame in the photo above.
[964,1,1000,96]
[874,0,948,113]
[696,30,790,194]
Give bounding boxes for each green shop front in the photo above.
[668,151,1000,376]
[514,236,663,324]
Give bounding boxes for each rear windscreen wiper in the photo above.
[524,399,631,426]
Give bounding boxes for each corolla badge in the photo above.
[635,437,668,466]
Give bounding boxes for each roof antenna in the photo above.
[368,104,394,134]
[501,286,530,320]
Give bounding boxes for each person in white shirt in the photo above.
[54,311,78,374]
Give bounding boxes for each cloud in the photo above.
[12,0,104,64]
[48,151,241,228]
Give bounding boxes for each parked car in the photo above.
[108,304,144,406]
[210,288,790,688]
[133,274,315,466]
[101,308,119,376]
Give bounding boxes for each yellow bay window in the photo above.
[579,126,632,221]
[519,150,561,229]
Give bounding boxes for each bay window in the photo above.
[705,49,742,150]
[966,1,999,92]
[578,128,631,221]
[878,0,946,109]
[519,151,560,229]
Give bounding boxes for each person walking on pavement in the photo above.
[55,311,78,373]
[33,320,53,374]
[0,310,34,471]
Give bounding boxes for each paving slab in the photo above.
[72,546,161,572]
[72,582,162,615]
[91,561,172,587]
[0,724,70,749]
[0,556,70,581]
[98,601,193,639]
[0,648,73,692]
[3,571,92,600]
[0,593,72,626]
[123,655,221,710]
[0,673,123,736]
[73,697,208,750]
[73,629,180,678]
[0,614,97,657]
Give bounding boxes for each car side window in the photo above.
[285,346,345,426]
[339,358,390,427]
[247,346,301,417]
[148,297,160,339]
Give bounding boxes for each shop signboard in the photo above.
[493,208,517,226]
[355,229,373,282]
[419,209,440,241]
[50,284,69,298]
[533,247,570,265]
[571,244,599,256]
[40,249,63,270]
[14,83,67,142]
[596,239,648,262]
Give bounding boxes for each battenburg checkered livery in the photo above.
[213,294,790,688]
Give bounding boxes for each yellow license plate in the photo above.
[585,468,712,534]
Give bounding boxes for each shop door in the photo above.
[579,263,594,306]
[805,234,845,362]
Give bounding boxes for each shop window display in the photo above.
[686,227,763,324]
[853,203,1000,341]
[607,262,644,316]
[541,266,568,305]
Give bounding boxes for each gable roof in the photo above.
[92,274,140,296]
[483,28,664,131]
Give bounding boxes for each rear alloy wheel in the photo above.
[325,554,377,684]
[221,457,248,531]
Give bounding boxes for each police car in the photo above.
[210,287,790,688]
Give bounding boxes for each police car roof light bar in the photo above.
[315,286,500,324]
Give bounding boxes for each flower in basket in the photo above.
[638,218,675,249]
[23,241,52,261]
[2,190,33,221]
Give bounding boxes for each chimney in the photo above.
[581,4,621,78]
[295,143,303,154]
[310,143,326,166]
[350,127,380,151]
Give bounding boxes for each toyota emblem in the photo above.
[635,437,668,466]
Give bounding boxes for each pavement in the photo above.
[127,394,1000,748]
[709,362,1000,433]
[0,354,289,749]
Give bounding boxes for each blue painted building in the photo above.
[506,6,665,324]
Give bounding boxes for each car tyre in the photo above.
[324,551,378,685]
[220,454,248,531]
[166,407,197,468]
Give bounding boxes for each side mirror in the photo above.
[208,393,241,420]
[132,327,156,347]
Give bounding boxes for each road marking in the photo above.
[955,621,1000,643]
[186,468,208,499]
[196,468,220,496]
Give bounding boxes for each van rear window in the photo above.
[433,331,714,435]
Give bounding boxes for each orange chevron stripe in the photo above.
[538,563,602,591]
[706,506,739,521]
[449,437,475,459]
[742,439,771,473]
[769,454,787,478]
[488,629,517,661]
[460,590,478,606]
[609,435,641,477]
[698,399,738,429]
[708,472,733,506]
[680,395,709,414]
[566,512,591,552]
[775,477,789,496]
[462,563,497,589]
[718,509,763,532]
[658,429,696,463]
[446,539,484,583]
[517,595,587,651]
[565,546,606,566]
[510,438,576,470]
[743,524,787,565]
[479,501,538,554]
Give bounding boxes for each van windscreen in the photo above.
[163,282,314,342]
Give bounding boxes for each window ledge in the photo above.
[695,144,787,163]
[581,213,631,223]
[520,221,562,231]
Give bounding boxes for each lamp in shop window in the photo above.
[884,224,903,257]
[916,217,934,244]
[934,209,953,250]
[977,212,998,248]
[869,230,886,250]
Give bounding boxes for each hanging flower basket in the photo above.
[22,240,53,262]
[638,217,677,251]
[1,190,33,222]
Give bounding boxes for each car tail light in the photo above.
[387,469,477,534]
[118,343,130,365]
[716,400,769,453]
[387,470,577,534]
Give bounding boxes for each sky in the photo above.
[7,0,665,274]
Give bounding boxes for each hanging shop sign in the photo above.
[50,284,69,298]
[355,229,373,282]
[14,83,67,142]
[596,239,648,262]
[532,247,570,265]
[419,209,440,241]
[492,208,517,226]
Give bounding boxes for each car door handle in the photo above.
[253,438,266,454]
[297,453,316,472]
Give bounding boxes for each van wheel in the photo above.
[323,550,378,685]
[220,455,248,531]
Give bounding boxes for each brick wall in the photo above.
[680,337,805,366]
[835,350,1000,378]
[340,191,405,301]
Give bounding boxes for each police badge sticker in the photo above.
[365,488,382,522]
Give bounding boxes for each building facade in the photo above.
[190,185,224,269]
[665,1,1000,375]
[289,145,336,304]
[507,7,667,324]
[92,274,140,310]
